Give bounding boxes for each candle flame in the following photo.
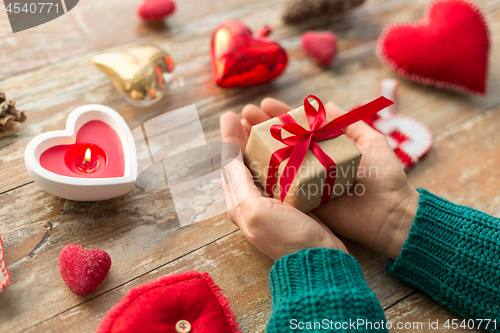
[84,148,91,164]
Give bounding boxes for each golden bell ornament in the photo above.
[92,46,183,107]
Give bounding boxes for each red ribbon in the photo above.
[266,95,393,204]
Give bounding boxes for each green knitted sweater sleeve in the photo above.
[388,188,500,332]
[267,248,388,332]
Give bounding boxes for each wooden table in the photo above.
[1,0,499,331]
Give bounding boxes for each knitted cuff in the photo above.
[270,249,370,301]
[388,188,500,329]
[268,248,388,332]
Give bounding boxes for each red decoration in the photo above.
[59,245,111,296]
[138,0,176,21]
[0,236,9,292]
[39,121,125,178]
[211,21,288,88]
[301,31,337,66]
[96,271,241,333]
[362,79,433,170]
[267,95,393,203]
[377,0,489,95]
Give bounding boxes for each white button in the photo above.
[175,320,191,333]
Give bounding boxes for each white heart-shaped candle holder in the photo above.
[25,105,138,201]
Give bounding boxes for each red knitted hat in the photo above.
[96,271,241,333]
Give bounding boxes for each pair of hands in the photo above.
[220,98,419,261]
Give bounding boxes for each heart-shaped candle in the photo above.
[25,105,137,201]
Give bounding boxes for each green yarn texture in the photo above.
[267,189,500,332]
[267,249,388,332]
[388,188,500,333]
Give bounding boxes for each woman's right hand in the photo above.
[237,98,420,261]
[311,102,419,261]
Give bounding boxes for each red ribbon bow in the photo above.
[266,95,393,204]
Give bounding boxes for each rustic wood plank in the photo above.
[0,184,238,332]
[1,0,499,331]
[0,182,65,234]
[381,105,500,332]
[344,239,415,308]
[20,231,270,333]
[2,0,500,194]
[385,291,487,333]
[408,105,500,212]
[0,0,286,79]
[9,101,500,332]
[19,232,414,333]
[0,0,459,193]
[0,187,414,332]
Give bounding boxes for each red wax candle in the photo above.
[65,143,107,175]
[40,120,125,178]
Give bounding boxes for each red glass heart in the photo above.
[39,120,125,178]
[211,20,288,88]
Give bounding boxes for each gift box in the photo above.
[244,95,392,212]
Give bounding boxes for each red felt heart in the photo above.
[377,0,489,95]
[39,120,125,178]
[96,272,241,333]
[211,21,288,88]
[301,31,337,66]
[138,0,176,21]
[59,245,111,296]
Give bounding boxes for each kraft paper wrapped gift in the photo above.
[244,100,362,213]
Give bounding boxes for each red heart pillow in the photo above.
[211,21,288,88]
[377,0,489,95]
[96,271,241,333]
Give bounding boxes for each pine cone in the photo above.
[0,92,26,130]
[283,0,365,23]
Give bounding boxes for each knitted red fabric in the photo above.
[0,235,9,292]
[377,0,489,95]
[96,271,241,333]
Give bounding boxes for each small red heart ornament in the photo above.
[137,0,176,21]
[96,271,241,333]
[59,245,111,296]
[211,21,288,88]
[377,0,489,95]
[301,31,337,66]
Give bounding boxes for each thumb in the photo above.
[325,101,346,118]
[223,159,261,210]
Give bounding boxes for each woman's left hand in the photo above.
[220,100,347,261]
